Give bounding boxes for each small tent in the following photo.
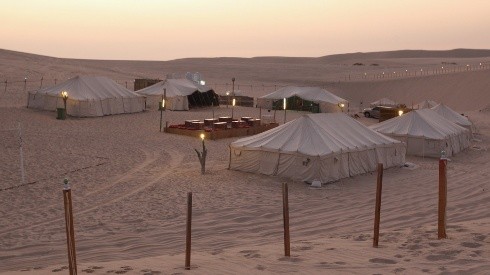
[257,86,348,113]
[416,100,438,109]
[229,113,406,183]
[27,76,145,117]
[431,103,472,132]
[136,78,219,110]
[369,109,471,157]
[370,97,397,107]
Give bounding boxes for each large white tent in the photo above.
[370,97,397,107]
[136,78,218,110]
[257,86,348,113]
[369,109,471,157]
[431,103,472,132]
[229,113,406,183]
[27,76,145,117]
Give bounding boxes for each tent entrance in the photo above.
[187,90,220,108]
[272,96,320,113]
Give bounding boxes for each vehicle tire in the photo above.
[364,112,370,118]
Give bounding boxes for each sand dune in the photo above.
[1,49,489,274]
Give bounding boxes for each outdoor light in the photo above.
[162,99,165,108]
[226,91,230,96]
[232,98,236,106]
[200,133,205,140]
[61,91,68,99]
[339,103,345,108]
[398,110,404,116]
[283,98,286,110]
[200,80,206,85]
[480,63,482,66]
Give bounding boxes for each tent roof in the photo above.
[431,103,471,126]
[417,99,438,109]
[231,113,401,156]
[369,109,468,139]
[34,76,142,100]
[259,86,347,105]
[137,78,213,97]
[371,97,396,106]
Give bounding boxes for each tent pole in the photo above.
[228,145,232,169]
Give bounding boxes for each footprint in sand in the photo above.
[426,250,462,261]
[354,234,369,241]
[472,233,486,242]
[461,242,483,248]
[278,256,302,262]
[369,258,397,264]
[256,265,266,271]
[239,250,261,259]
[296,245,313,251]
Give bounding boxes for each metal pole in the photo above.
[63,180,78,275]
[160,95,163,132]
[373,163,383,247]
[282,183,291,257]
[18,123,26,185]
[185,192,192,270]
[438,158,447,239]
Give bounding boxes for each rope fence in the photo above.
[2,62,489,96]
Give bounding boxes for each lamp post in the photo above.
[160,97,165,132]
[232,77,235,97]
[61,91,68,110]
[226,91,230,108]
[398,110,404,116]
[194,133,207,175]
[231,98,236,119]
[283,98,287,124]
[338,102,345,113]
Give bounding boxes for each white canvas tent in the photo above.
[416,100,438,109]
[229,113,406,183]
[257,86,348,113]
[27,76,145,117]
[369,109,471,157]
[136,78,217,110]
[370,97,396,107]
[431,103,472,131]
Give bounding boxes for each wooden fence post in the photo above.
[438,158,447,239]
[63,179,78,275]
[185,192,193,270]
[373,163,383,248]
[282,183,291,257]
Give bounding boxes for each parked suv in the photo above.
[363,106,381,118]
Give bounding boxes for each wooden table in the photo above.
[204,118,218,126]
[213,122,227,130]
[218,116,233,123]
[191,121,204,130]
[185,120,200,128]
[247,119,261,127]
[232,120,248,128]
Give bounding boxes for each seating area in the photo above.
[165,116,277,140]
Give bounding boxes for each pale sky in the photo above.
[1,0,489,61]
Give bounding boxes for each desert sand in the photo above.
[1,49,489,274]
